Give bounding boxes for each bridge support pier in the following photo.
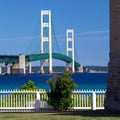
[40,59,52,74]
[6,63,12,74]
[0,64,2,74]
[28,62,32,74]
[12,55,25,74]
[19,54,25,74]
[66,63,70,71]
[77,65,83,72]
[40,60,45,74]
[26,62,32,74]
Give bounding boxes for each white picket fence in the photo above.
[0,89,106,112]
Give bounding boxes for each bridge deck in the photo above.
[0,53,80,67]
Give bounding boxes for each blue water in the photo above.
[0,73,108,90]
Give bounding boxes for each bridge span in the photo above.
[0,53,82,74]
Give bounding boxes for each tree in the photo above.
[21,80,37,90]
[47,69,77,110]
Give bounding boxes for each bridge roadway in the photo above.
[0,53,80,68]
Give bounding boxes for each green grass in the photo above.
[0,110,119,120]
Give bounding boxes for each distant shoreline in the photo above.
[1,66,108,74]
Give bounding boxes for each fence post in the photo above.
[35,91,40,112]
[92,91,96,110]
[36,92,40,100]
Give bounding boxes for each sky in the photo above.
[0,0,109,66]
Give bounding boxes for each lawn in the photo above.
[0,110,120,120]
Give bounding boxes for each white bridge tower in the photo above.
[40,10,52,73]
[66,29,75,73]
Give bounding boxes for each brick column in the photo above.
[104,0,120,111]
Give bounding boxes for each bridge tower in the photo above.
[40,10,52,73]
[66,29,75,73]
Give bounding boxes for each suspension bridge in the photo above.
[0,10,83,74]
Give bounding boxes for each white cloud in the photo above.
[0,35,40,41]
[76,30,109,36]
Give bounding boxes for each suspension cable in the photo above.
[74,38,80,63]
[51,18,62,54]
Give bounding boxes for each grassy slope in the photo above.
[0,110,120,120]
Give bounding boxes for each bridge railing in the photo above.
[0,89,106,112]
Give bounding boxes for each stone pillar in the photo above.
[104,0,120,111]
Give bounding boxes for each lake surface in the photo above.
[0,73,108,90]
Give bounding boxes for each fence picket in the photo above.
[0,89,106,112]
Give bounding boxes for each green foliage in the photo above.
[20,80,37,90]
[47,69,77,110]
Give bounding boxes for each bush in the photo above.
[20,80,37,90]
[47,69,77,110]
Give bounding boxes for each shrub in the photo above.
[47,69,77,110]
